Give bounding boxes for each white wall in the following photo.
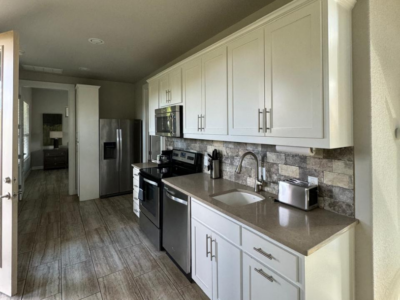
[30,88,69,168]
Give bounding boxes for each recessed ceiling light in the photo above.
[79,67,90,71]
[88,38,104,45]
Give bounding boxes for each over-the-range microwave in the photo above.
[155,105,183,137]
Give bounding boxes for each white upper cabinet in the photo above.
[264,0,323,138]
[147,0,355,148]
[228,28,265,137]
[183,58,203,134]
[148,79,159,135]
[159,67,182,107]
[169,68,182,105]
[159,73,169,107]
[202,45,228,135]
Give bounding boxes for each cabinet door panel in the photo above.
[183,58,203,134]
[202,45,228,135]
[159,73,170,107]
[228,28,265,137]
[192,219,213,299]
[213,234,241,300]
[265,1,323,138]
[169,68,182,105]
[148,80,159,135]
[243,254,299,300]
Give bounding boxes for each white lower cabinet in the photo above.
[192,219,241,300]
[243,254,299,300]
[191,198,355,300]
[132,167,140,218]
[192,219,213,298]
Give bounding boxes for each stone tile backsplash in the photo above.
[166,138,355,217]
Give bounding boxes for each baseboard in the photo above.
[31,166,44,170]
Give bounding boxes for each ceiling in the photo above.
[0,0,275,84]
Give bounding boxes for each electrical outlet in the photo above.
[308,176,318,185]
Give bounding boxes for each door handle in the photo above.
[253,247,273,260]
[206,234,211,257]
[1,192,16,200]
[265,108,271,132]
[165,191,187,205]
[258,109,264,132]
[254,268,274,282]
[143,178,158,187]
[210,238,216,261]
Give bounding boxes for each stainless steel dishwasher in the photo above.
[162,184,191,275]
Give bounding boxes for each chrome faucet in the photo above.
[235,151,263,192]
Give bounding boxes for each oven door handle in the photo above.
[143,178,159,187]
[166,191,187,206]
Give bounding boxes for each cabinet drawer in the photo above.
[243,228,299,282]
[133,168,140,177]
[192,199,240,245]
[44,150,67,157]
[133,178,139,189]
[133,201,140,217]
[243,254,299,300]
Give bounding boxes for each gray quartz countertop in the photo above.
[162,173,358,256]
[132,162,158,169]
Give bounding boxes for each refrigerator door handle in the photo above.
[116,129,120,172]
[119,128,123,171]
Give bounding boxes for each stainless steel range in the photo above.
[138,150,202,254]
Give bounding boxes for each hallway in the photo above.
[6,170,207,300]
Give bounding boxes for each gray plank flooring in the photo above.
[0,170,207,300]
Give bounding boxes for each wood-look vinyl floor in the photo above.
[1,170,207,300]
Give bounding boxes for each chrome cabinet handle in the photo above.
[206,234,211,257]
[200,115,205,131]
[210,239,216,261]
[197,115,200,131]
[253,247,273,260]
[254,268,274,282]
[134,209,139,213]
[265,108,271,132]
[258,109,264,132]
[134,185,138,188]
[169,90,171,103]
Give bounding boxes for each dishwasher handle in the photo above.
[165,191,188,206]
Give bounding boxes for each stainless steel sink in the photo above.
[210,189,265,207]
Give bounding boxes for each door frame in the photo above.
[19,80,76,195]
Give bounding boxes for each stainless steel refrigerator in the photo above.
[100,119,142,197]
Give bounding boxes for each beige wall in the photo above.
[20,71,136,120]
[354,0,400,299]
[370,0,400,298]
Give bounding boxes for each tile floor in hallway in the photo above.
[0,169,208,300]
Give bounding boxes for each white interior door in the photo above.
[0,30,19,297]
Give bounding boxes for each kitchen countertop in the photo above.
[132,162,158,169]
[162,173,358,256]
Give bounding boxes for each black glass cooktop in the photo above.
[140,167,175,180]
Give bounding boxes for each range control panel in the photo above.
[172,149,197,164]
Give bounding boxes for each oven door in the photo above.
[138,174,160,228]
